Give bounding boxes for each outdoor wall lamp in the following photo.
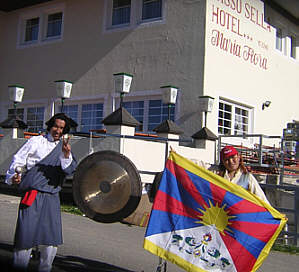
[8,85,25,114]
[0,85,27,136]
[161,85,178,120]
[113,73,133,107]
[262,100,271,110]
[198,96,215,127]
[55,80,73,112]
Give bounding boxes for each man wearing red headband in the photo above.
[219,145,269,203]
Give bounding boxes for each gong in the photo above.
[73,150,142,223]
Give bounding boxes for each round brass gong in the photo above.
[73,150,142,223]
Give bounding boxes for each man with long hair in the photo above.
[218,145,269,203]
[5,113,77,271]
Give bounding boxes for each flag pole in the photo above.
[154,141,170,272]
[155,256,167,272]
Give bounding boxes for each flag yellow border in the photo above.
[169,151,286,220]
[144,239,208,272]
[168,151,287,271]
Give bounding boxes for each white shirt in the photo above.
[224,169,270,204]
[5,134,73,185]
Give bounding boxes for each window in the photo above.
[8,108,25,120]
[25,17,39,42]
[18,4,64,47]
[234,107,248,135]
[290,36,296,59]
[275,28,282,51]
[26,107,45,133]
[121,99,175,132]
[46,12,63,38]
[81,103,104,132]
[218,100,250,135]
[8,107,44,133]
[61,105,79,127]
[142,0,162,21]
[105,0,164,30]
[112,0,131,26]
[123,101,144,131]
[148,100,175,132]
[61,103,104,132]
[218,103,232,135]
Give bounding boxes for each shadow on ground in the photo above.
[54,255,134,272]
[0,242,135,272]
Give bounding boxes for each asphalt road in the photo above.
[0,193,298,272]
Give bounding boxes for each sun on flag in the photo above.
[144,151,287,272]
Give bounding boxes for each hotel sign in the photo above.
[209,0,271,70]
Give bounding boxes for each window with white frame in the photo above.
[112,0,131,26]
[81,103,104,132]
[27,107,45,132]
[290,35,297,59]
[61,105,79,131]
[122,99,175,132]
[148,99,174,131]
[61,98,174,133]
[18,4,64,47]
[24,17,40,42]
[123,101,144,131]
[61,103,104,132]
[218,100,250,136]
[8,106,45,133]
[46,12,63,38]
[105,0,164,30]
[142,0,162,21]
[275,27,283,52]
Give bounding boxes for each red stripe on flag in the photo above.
[229,199,268,215]
[221,232,256,272]
[230,221,279,243]
[166,159,209,208]
[209,182,227,206]
[153,190,201,219]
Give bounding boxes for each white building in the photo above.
[0,0,298,147]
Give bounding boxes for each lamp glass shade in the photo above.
[55,80,72,98]
[9,85,24,103]
[198,96,214,112]
[161,86,178,104]
[114,73,133,94]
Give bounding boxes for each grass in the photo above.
[60,204,84,216]
[272,243,299,255]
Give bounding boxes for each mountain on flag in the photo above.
[144,151,287,272]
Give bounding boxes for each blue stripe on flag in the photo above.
[228,228,266,259]
[159,169,206,211]
[186,170,214,206]
[222,191,244,208]
[145,209,201,237]
[231,211,278,224]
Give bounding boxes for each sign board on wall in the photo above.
[207,0,272,70]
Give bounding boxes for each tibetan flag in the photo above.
[144,151,287,272]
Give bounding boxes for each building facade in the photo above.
[0,0,298,147]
